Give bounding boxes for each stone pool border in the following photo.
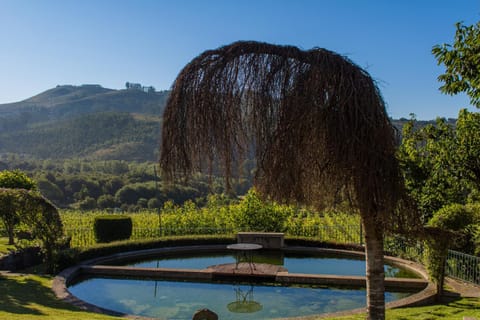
[52,245,436,320]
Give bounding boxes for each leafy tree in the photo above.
[77,196,97,210]
[97,194,117,209]
[0,170,37,244]
[0,169,37,190]
[425,203,477,296]
[455,110,480,191]
[433,21,480,107]
[160,41,420,320]
[147,197,162,209]
[398,116,463,220]
[0,188,63,272]
[37,179,64,203]
[0,189,19,245]
[15,189,64,273]
[398,110,480,221]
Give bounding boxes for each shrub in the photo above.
[94,215,132,243]
[234,189,288,232]
[425,203,477,296]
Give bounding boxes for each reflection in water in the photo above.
[119,252,419,279]
[69,277,412,320]
[227,285,262,313]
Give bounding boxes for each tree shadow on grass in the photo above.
[0,275,80,316]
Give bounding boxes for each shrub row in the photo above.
[55,235,236,271]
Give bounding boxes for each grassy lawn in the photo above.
[0,273,478,320]
[330,298,480,319]
[0,237,15,255]
[0,274,118,320]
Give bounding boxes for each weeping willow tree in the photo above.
[160,41,420,320]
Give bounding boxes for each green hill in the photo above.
[0,85,167,161]
[0,84,453,162]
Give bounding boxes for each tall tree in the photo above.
[160,41,419,320]
[398,110,480,221]
[433,21,480,107]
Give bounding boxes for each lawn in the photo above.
[0,274,117,320]
[0,237,15,255]
[0,273,478,320]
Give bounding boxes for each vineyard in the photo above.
[61,191,361,247]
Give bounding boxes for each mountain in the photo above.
[0,84,454,162]
[0,84,168,121]
[0,85,169,161]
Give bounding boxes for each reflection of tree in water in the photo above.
[227,285,262,313]
[384,265,417,278]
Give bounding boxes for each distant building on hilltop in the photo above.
[125,82,155,93]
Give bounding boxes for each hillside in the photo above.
[0,85,168,161]
[0,84,454,162]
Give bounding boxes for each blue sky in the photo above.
[0,0,478,119]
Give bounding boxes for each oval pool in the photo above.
[69,277,411,320]
[65,247,424,319]
[109,250,419,278]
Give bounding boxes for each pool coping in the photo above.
[52,245,437,320]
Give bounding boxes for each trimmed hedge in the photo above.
[94,215,132,243]
[55,235,236,271]
[54,236,362,272]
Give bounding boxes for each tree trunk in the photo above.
[7,228,14,245]
[363,214,385,320]
[6,221,15,245]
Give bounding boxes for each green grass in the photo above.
[0,237,15,255]
[0,274,118,320]
[328,297,480,319]
[0,273,478,319]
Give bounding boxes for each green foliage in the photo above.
[233,189,288,232]
[433,21,480,108]
[424,203,479,295]
[0,170,38,244]
[475,225,480,256]
[97,194,117,209]
[16,190,64,272]
[397,111,480,221]
[60,196,360,248]
[429,203,474,231]
[0,169,37,190]
[0,157,230,210]
[0,112,160,161]
[0,189,20,245]
[94,215,132,243]
[0,85,169,161]
[37,178,64,202]
[0,188,64,272]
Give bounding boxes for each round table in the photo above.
[227,243,263,270]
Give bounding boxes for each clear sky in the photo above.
[0,0,478,120]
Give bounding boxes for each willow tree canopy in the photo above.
[160,41,417,234]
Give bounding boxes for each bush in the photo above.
[234,189,288,232]
[94,215,132,243]
[429,203,477,253]
[425,203,478,296]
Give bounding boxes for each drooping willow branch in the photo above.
[160,41,419,234]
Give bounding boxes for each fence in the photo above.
[63,226,237,248]
[446,250,480,285]
[62,224,362,248]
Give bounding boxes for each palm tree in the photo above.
[160,41,419,320]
